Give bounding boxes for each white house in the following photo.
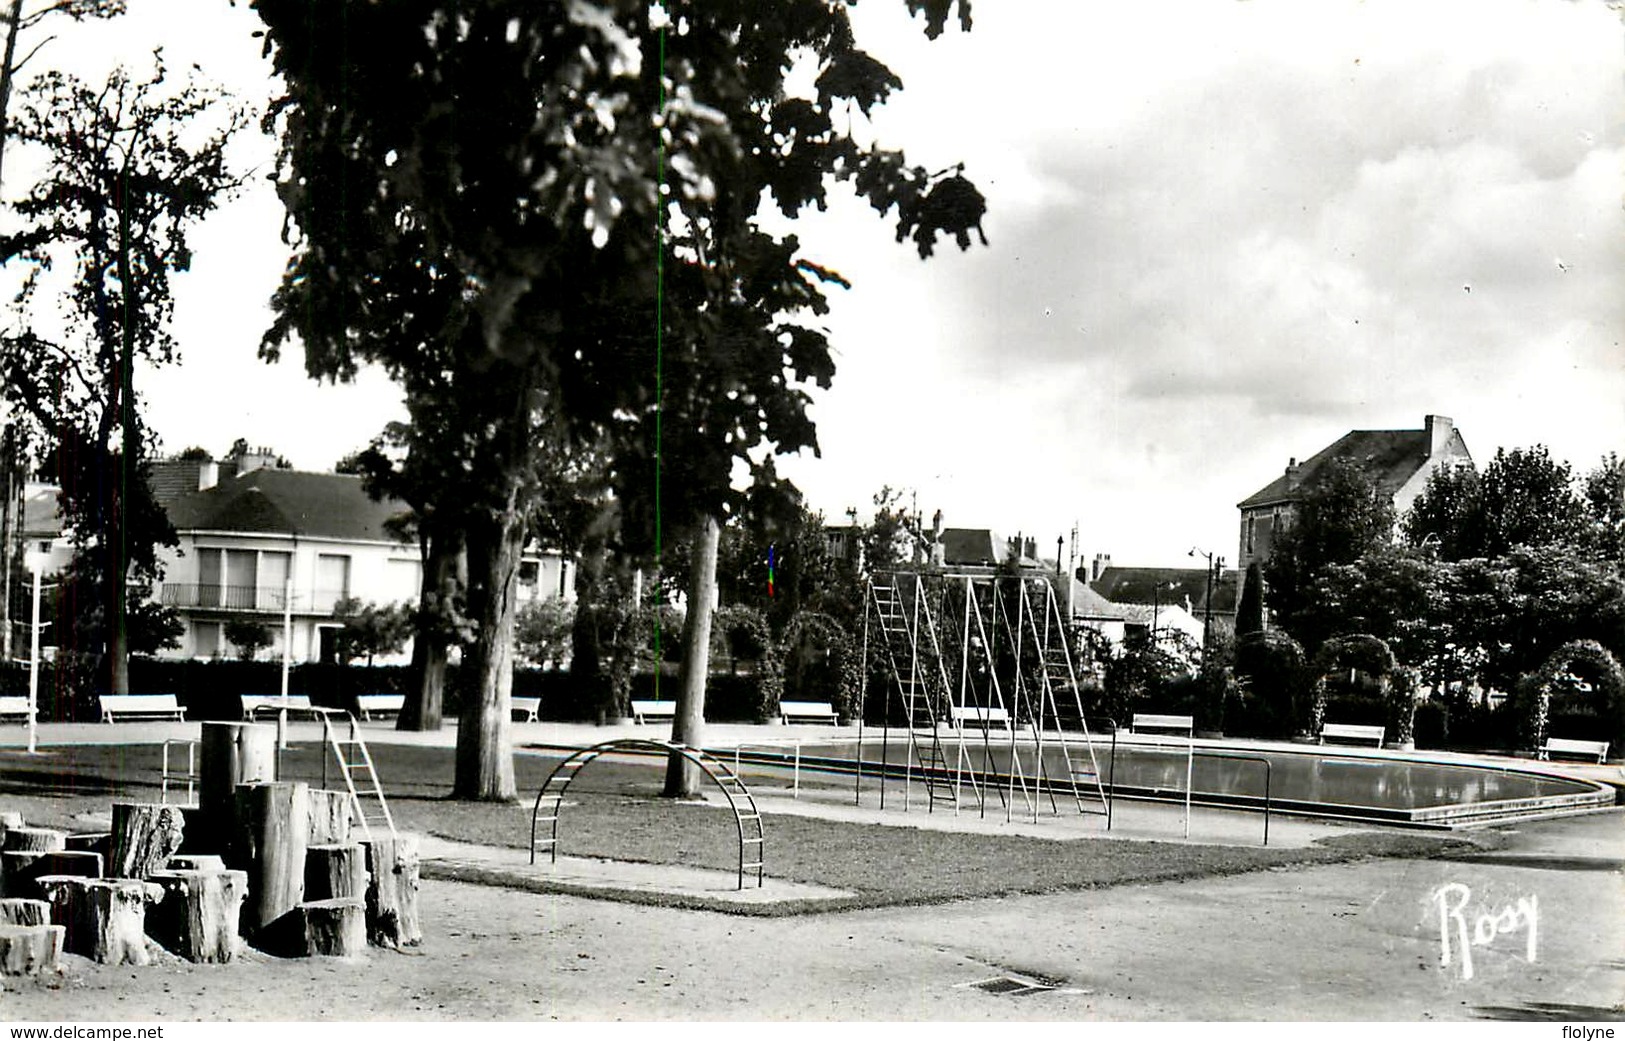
[148,454,573,663]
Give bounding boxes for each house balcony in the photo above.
[159,584,350,616]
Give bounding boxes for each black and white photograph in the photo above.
[0,0,1622,1025]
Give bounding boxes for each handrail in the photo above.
[1191,750,1272,846]
[734,741,801,798]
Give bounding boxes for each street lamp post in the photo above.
[23,549,49,755]
[1189,548,1224,666]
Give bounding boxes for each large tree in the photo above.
[0,58,241,694]
[0,0,125,662]
[254,0,985,800]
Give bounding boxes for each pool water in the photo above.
[777,737,1615,826]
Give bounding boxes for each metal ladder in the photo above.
[869,578,967,810]
[316,708,397,843]
[1016,576,1109,819]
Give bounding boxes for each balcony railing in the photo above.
[159,584,351,615]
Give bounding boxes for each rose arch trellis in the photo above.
[1517,639,1625,753]
[1308,634,1418,747]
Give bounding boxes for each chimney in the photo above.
[1425,414,1453,457]
[1284,457,1301,489]
[236,446,277,475]
[1092,553,1112,581]
[198,460,217,491]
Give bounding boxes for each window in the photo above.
[195,621,221,659]
[316,554,351,611]
[1245,516,1256,555]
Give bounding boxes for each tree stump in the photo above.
[306,789,355,845]
[147,869,248,963]
[231,781,309,934]
[304,843,366,902]
[2,826,66,853]
[0,898,49,926]
[363,833,422,948]
[65,832,111,858]
[200,722,277,840]
[0,923,64,975]
[109,803,186,879]
[38,876,162,966]
[167,854,226,872]
[258,899,365,958]
[1,850,104,900]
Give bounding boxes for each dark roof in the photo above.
[1239,429,1440,509]
[939,528,1007,567]
[166,469,410,543]
[1090,566,1238,613]
[1239,428,1437,509]
[147,459,207,509]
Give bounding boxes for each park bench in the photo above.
[1129,713,1194,736]
[630,699,676,724]
[512,696,541,723]
[1540,737,1610,763]
[1320,722,1385,747]
[240,694,313,720]
[355,694,405,721]
[779,700,839,725]
[0,696,34,723]
[947,704,1010,730]
[98,694,186,723]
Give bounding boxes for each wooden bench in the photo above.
[512,696,541,723]
[1320,722,1385,747]
[1130,713,1194,736]
[354,694,405,721]
[98,694,186,723]
[0,696,35,723]
[630,699,676,724]
[947,704,1010,730]
[1541,737,1610,763]
[779,700,839,725]
[240,694,313,720]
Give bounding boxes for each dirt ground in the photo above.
[3,811,1622,1022]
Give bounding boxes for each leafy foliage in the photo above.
[0,57,241,693]
[332,598,413,667]
[514,598,575,670]
[222,619,274,662]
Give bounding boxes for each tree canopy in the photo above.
[253,0,986,799]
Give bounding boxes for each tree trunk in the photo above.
[146,868,247,963]
[199,722,277,841]
[0,423,18,664]
[38,877,161,966]
[231,781,309,934]
[399,524,462,731]
[362,833,421,948]
[0,898,47,926]
[305,789,354,845]
[107,802,185,879]
[452,504,523,801]
[259,898,364,958]
[303,843,366,902]
[664,515,720,798]
[1,850,103,900]
[0,923,63,976]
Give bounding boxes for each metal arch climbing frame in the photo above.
[529,739,766,890]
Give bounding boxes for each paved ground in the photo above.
[2,718,1621,1020]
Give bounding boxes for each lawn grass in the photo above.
[0,738,1483,916]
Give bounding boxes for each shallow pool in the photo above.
[772,736,1615,826]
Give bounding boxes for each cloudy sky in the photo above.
[24,0,1625,570]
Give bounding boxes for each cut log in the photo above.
[306,789,355,845]
[257,898,365,958]
[304,843,366,902]
[65,832,111,858]
[362,833,422,948]
[0,923,64,976]
[199,722,277,838]
[167,854,226,872]
[2,826,66,853]
[108,803,186,879]
[37,876,162,966]
[147,869,247,964]
[1,850,104,900]
[0,898,49,926]
[0,811,23,841]
[231,781,309,934]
